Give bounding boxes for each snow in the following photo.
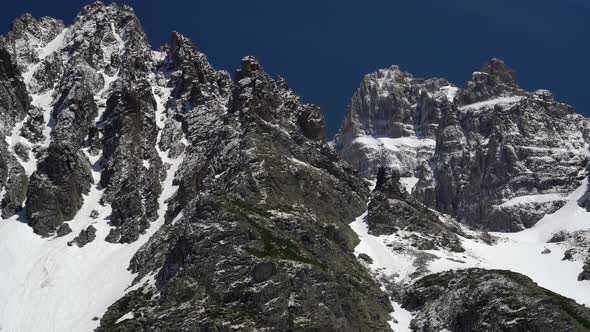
[389,302,414,332]
[499,193,566,207]
[431,179,590,306]
[400,177,419,193]
[354,136,435,153]
[287,157,323,173]
[37,28,68,60]
[348,177,590,332]
[380,137,435,150]
[0,68,184,332]
[350,213,416,281]
[114,312,134,324]
[6,26,69,178]
[459,96,523,111]
[440,85,459,102]
[349,212,416,331]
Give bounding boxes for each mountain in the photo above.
[335,59,590,232]
[0,2,589,331]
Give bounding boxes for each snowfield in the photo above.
[0,44,183,330]
[350,178,590,330]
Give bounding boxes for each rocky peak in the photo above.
[237,55,264,78]
[368,166,464,251]
[230,54,327,143]
[333,65,453,179]
[374,166,406,199]
[167,32,230,113]
[481,58,518,87]
[455,58,523,105]
[65,1,151,74]
[3,14,64,71]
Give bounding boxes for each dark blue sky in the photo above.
[2,1,589,137]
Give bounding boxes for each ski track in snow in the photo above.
[349,178,590,330]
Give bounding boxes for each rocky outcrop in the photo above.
[2,3,588,331]
[333,66,455,179]
[0,46,29,218]
[337,59,590,231]
[579,251,590,281]
[417,59,589,231]
[403,268,590,331]
[96,44,392,330]
[1,13,64,72]
[0,2,168,237]
[67,225,96,247]
[26,144,93,235]
[367,166,464,252]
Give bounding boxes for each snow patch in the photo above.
[440,85,459,102]
[459,96,523,111]
[400,177,419,193]
[499,193,566,207]
[115,312,134,324]
[37,28,68,60]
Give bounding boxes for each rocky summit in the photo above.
[0,2,589,332]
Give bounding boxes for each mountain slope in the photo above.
[0,2,589,332]
[0,3,391,331]
[336,59,590,232]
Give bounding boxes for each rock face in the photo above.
[333,66,455,180]
[367,166,464,252]
[0,2,166,238]
[403,268,590,331]
[67,225,96,247]
[0,3,393,330]
[0,45,29,218]
[337,59,590,231]
[97,43,391,330]
[2,3,589,332]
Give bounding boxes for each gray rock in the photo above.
[403,268,590,331]
[367,166,464,252]
[358,253,373,264]
[334,66,451,179]
[26,143,93,236]
[55,223,72,237]
[97,49,391,331]
[336,59,590,232]
[13,142,29,162]
[579,251,590,281]
[67,225,96,247]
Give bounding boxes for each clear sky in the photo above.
[2,0,589,137]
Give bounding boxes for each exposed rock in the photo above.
[67,225,96,247]
[13,142,30,162]
[403,268,590,331]
[55,223,72,237]
[579,251,590,281]
[336,59,590,232]
[367,166,464,252]
[563,248,575,261]
[334,66,452,179]
[26,143,93,236]
[358,253,374,264]
[0,45,29,218]
[419,60,586,231]
[97,51,391,331]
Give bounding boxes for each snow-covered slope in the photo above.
[350,177,590,330]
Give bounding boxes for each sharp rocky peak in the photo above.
[480,58,519,87]
[1,3,589,332]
